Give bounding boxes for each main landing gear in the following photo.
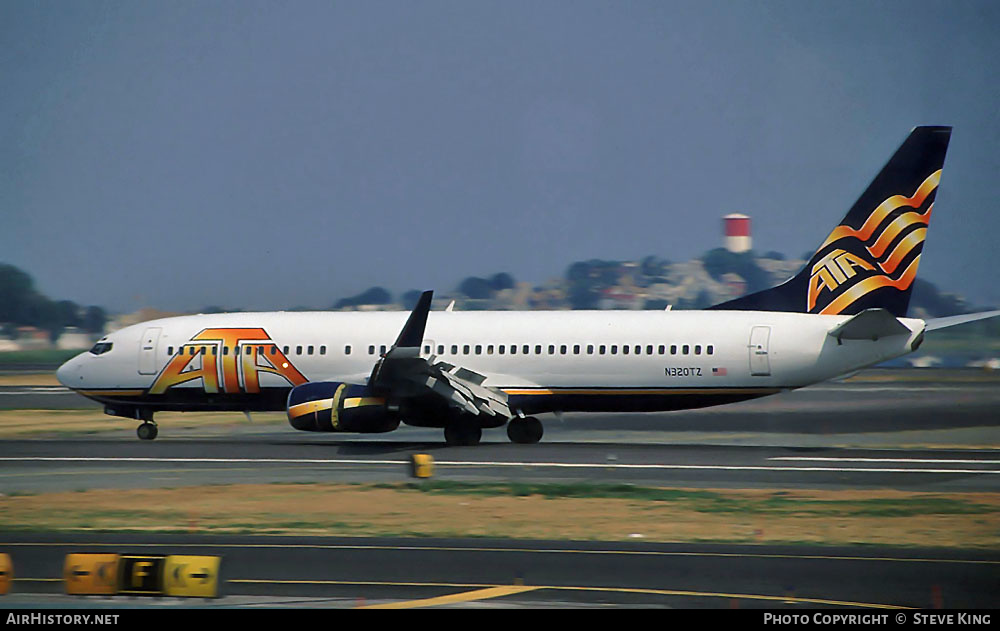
[442,416,544,446]
[506,416,543,444]
[444,420,482,446]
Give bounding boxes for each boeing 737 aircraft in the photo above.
[56,126,999,444]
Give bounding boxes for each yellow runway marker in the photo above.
[357,585,538,609]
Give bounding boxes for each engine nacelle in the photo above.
[287,381,400,433]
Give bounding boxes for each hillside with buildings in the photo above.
[0,214,987,357]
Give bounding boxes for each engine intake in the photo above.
[287,381,400,433]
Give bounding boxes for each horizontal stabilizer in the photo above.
[925,310,1000,332]
[827,308,912,343]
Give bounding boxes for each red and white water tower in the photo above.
[723,213,751,253]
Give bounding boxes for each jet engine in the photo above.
[287,382,400,433]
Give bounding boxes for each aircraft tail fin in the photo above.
[709,126,951,317]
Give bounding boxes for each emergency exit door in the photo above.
[749,326,771,376]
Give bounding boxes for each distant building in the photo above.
[13,326,50,350]
[56,327,94,350]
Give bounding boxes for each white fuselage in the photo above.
[56,309,925,420]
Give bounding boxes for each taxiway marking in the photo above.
[356,585,538,608]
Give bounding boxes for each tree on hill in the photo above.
[81,306,107,334]
[401,289,424,310]
[333,287,393,309]
[0,264,107,340]
[458,276,495,300]
[701,248,771,294]
[490,272,515,292]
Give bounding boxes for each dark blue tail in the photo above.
[709,126,951,317]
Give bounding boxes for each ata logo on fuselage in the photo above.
[149,328,307,395]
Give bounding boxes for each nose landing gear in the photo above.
[137,422,158,441]
[134,409,157,441]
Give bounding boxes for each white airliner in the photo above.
[56,126,999,444]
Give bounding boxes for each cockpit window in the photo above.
[89,342,113,355]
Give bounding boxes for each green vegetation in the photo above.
[0,349,82,365]
[385,481,998,517]
[0,263,106,341]
[2,482,997,547]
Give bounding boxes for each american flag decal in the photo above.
[712,367,727,376]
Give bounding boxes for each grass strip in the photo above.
[1,482,997,548]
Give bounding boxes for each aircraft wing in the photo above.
[925,310,1000,332]
[367,291,512,419]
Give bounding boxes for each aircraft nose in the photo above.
[56,355,81,388]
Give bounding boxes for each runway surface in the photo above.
[0,368,997,608]
[1,369,998,492]
[2,533,998,609]
[2,439,998,493]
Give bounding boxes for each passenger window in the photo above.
[451,345,458,354]
[283,346,289,354]
[438,345,444,355]
[463,345,470,355]
[211,346,217,355]
[683,345,689,355]
[307,345,314,355]
[587,344,594,354]
[380,345,387,355]
[646,345,653,355]
[475,345,482,355]
[270,345,278,355]
[167,346,173,355]
[573,345,580,355]
[509,345,516,355]
[345,345,352,355]
[671,345,677,355]
[599,345,606,355]
[560,345,567,355]
[694,345,701,355]
[535,345,542,354]
[548,345,555,355]
[611,345,618,355]
[499,345,505,355]
[623,345,629,355]
[658,345,665,355]
[222,346,229,356]
[296,346,303,355]
[524,345,530,355]
[707,345,714,355]
[189,347,196,356]
[487,345,494,355]
[424,345,431,354]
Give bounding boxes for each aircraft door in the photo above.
[138,327,162,375]
[749,326,771,376]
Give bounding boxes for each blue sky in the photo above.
[2,1,997,312]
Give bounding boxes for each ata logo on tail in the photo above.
[149,328,307,394]
[808,170,939,315]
